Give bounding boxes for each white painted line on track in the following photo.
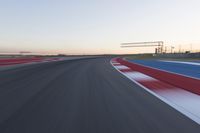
[160,60,200,66]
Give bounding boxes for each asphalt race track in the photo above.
[0,57,199,133]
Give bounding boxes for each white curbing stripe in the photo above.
[110,59,200,125]
[124,71,158,82]
[156,88,200,119]
[112,62,121,65]
[114,65,129,70]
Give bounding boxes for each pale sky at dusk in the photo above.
[0,0,200,54]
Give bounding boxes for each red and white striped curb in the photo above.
[111,58,200,124]
[0,58,64,66]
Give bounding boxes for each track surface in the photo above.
[0,58,199,133]
[129,60,200,79]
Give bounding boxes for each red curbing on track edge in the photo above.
[116,58,200,95]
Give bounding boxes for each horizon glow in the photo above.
[0,0,200,54]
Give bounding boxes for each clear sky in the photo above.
[0,0,200,54]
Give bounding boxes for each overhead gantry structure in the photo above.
[121,41,164,54]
